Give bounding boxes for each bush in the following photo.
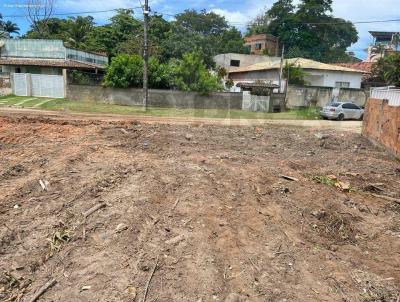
[170,50,222,94]
[104,54,143,88]
[104,54,171,89]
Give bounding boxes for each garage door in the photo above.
[31,74,65,98]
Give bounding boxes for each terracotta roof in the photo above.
[334,62,373,74]
[229,58,365,74]
[0,58,106,70]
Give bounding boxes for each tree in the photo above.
[247,0,358,63]
[103,54,171,89]
[25,0,56,37]
[372,53,400,87]
[103,54,144,88]
[283,62,308,85]
[2,21,20,37]
[170,50,222,94]
[64,16,95,48]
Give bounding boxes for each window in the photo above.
[255,43,262,50]
[230,60,240,67]
[335,81,350,88]
[342,103,359,109]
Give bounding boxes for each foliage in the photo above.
[103,54,176,89]
[103,54,144,88]
[23,9,247,67]
[225,79,234,89]
[372,53,400,87]
[247,0,358,63]
[283,62,308,85]
[0,14,20,38]
[170,50,222,94]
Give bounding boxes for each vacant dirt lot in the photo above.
[0,115,399,302]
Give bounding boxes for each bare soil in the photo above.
[0,115,399,302]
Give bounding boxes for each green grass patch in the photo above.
[0,95,322,120]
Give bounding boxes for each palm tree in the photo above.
[2,21,20,37]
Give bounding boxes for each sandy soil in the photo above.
[0,115,399,302]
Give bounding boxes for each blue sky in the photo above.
[2,0,399,59]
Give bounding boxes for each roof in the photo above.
[334,62,373,74]
[229,58,365,74]
[236,82,279,89]
[0,58,106,70]
[369,31,399,38]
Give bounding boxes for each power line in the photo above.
[2,7,143,18]
[152,10,400,26]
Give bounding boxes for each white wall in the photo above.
[229,68,363,89]
[306,70,362,89]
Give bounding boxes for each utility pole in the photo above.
[143,0,149,110]
[278,44,285,93]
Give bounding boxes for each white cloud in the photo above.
[210,9,249,25]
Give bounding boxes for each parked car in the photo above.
[320,102,364,121]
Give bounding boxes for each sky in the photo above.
[1,0,399,60]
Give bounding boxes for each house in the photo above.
[214,53,280,72]
[244,34,279,56]
[228,58,365,89]
[0,39,108,98]
[366,31,400,62]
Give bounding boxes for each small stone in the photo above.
[13,204,20,209]
[225,293,242,302]
[311,210,326,220]
[81,285,91,291]
[329,245,339,252]
[185,134,193,141]
[115,223,128,233]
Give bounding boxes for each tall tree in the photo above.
[65,16,95,48]
[2,21,20,37]
[247,0,358,62]
[25,0,56,37]
[372,53,400,87]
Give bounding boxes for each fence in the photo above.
[67,70,104,86]
[370,87,400,106]
[66,84,243,110]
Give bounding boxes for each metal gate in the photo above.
[31,74,64,98]
[12,73,65,98]
[12,73,29,96]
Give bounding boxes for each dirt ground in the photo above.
[0,114,399,302]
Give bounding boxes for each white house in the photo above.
[228,58,365,90]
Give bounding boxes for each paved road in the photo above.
[0,107,362,133]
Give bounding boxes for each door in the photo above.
[341,103,353,119]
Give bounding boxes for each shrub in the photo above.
[170,50,222,94]
[104,54,143,88]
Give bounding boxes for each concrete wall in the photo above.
[287,86,332,108]
[0,87,11,96]
[362,98,400,158]
[286,86,367,108]
[66,85,243,109]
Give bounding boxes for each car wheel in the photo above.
[337,114,344,121]
[359,114,364,121]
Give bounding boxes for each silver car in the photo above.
[320,102,364,121]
